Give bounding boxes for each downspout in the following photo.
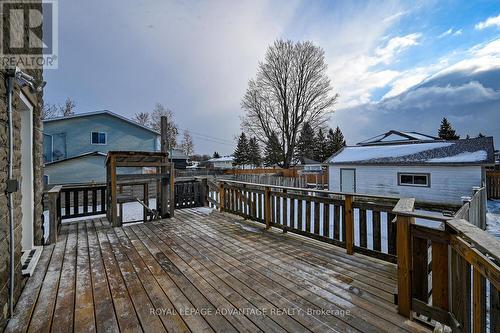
[6,72,15,317]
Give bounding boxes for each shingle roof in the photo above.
[43,110,160,135]
[45,151,107,165]
[328,137,495,165]
[357,130,438,146]
[297,157,322,165]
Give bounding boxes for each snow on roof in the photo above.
[328,137,495,165]
[427,150,488,163]
[330,142,453,163]
[208,156,234,162]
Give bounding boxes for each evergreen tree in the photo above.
[233,132,249,166]
[213,151,220,158]
[264,132,282,166]
[314,129,328,162]
[248,137,261,167]
[296,122,316,160]
[326,126,346,157]
[438,117,460,140]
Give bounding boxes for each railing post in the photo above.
[201,178,208,207]
[344,195,354,255]
[47,185,62,244]
[393,198,416,318]
[219,182,225,212]
[264,186,271,229]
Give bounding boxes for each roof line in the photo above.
[43,110,160,135]
[45,151,107,165]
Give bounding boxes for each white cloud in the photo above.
[438,28,453,38]
[475,14,500,30]
[330,38,500,145]
[328,32,421,107]
[438,28,462,38]
[375,33,422,64]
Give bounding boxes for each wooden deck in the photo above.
[5,208,430,333]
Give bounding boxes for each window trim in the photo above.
[397,172,430,187]
[90,131,107,145]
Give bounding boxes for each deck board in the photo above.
[6,208,430,333]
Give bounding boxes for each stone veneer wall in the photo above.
[0,1,44,328]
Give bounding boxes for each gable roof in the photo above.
[357,130,438,146]
[297,157,322,165]
[43,110,160,136]
[170,148,189,160]
[327,137,495,166]
[45,151,107,165]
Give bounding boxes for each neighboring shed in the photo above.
[169,148,189,169]
[327,132,495,206]
[208,156,234,169]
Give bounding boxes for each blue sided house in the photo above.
[43,110,161,185]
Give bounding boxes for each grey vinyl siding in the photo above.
[329,164,483,205]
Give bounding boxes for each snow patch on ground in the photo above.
[427,150,487,163]
[192,207,214,215]
[487,199,500,239]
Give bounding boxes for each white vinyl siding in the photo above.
[328,165,482,205]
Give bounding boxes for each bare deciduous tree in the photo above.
[150,103,178,149]
[180,129,194,156]
[60,97,76,116]
[42,102,59,119]
[241,39,338,168]
[134,112,150,126]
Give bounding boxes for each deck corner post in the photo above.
[394,198,416,318]
[219,182,225,212]
[264,186,271,229]
[47,185,62,244]
[344,194,354,255]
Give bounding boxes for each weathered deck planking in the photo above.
[6,208,430,333]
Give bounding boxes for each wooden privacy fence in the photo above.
[487,171,500,199]
[207,180,499,332]
[455,186,487,229]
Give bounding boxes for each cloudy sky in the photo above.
[45,0,500,154]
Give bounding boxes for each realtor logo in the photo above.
[1,0,58,69]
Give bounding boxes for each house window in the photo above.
[398,173,430,187]
[91,132,106,145]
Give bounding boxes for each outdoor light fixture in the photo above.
[10,67,47,93]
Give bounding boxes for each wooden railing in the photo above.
[393,199,499,332]
[45,178,208,243]
[208,180,499,331]
[486,171,500,199]
[209,180,400,262]
[174,178,208,209]
[44,183,107,243]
